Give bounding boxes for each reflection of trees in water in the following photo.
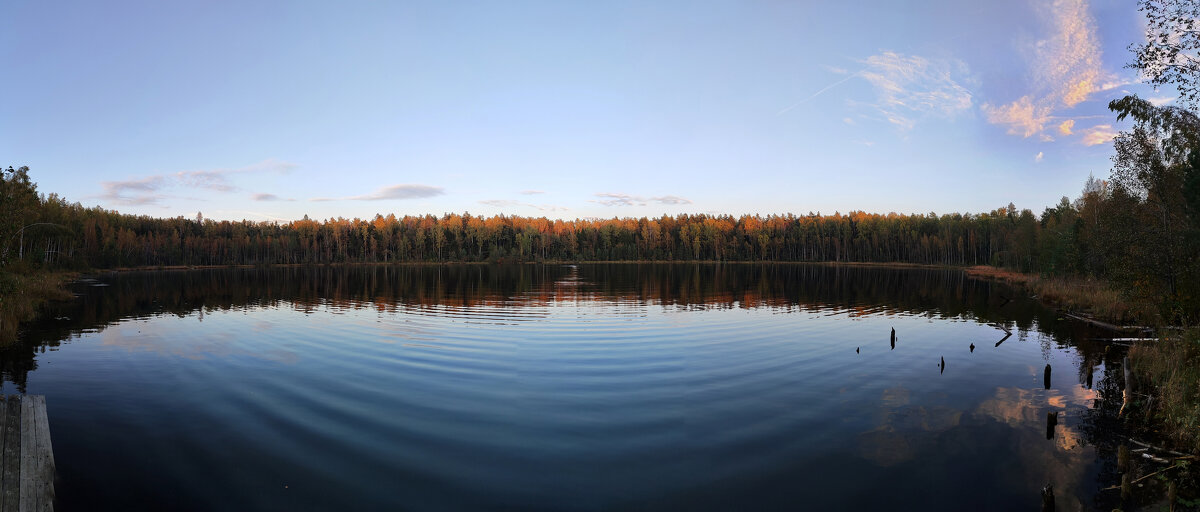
[11,262,1113,397]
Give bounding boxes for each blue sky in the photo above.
[1,0,1176,222]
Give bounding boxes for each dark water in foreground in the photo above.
[7,264,1130,510]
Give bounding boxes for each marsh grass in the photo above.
[0,270,74,344]
[1129,330,1200,454]
[964,265,1152,324]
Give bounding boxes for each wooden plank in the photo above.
[20,396,53,512]
[1,397,21,512]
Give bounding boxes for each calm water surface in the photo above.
[9,264,1127,510]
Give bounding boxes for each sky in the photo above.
[0,0,1179,222]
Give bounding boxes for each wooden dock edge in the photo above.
[0,396,54,512]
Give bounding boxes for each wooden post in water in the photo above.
[1120,357,1133,417]
[1041,483,1054,512]
[0,396,55,512]
[1043,364,1052,390]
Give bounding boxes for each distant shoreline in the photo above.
[92,259,963,273]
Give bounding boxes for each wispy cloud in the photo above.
[983,96,1049,138]
[251,193,297,202]
[310,184,445,202]
[590,193,694,207]
[854,51,973,130]
[97,159,297,206]
[1057,119,1075,135]
[352,184,444,201]
[982,0,1119,140]
[1147,96,1176,106]
[1079,124,1118,146]
[479,199,521,208]
[176,158,297,192]
[519,190,545,195]
[99,176,169,205]
[653,195,692,205]
[1035,151,1045,163]
[478,199,567,211]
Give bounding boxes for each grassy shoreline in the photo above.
[962,266,1200,455]
[0,270,76,344]
[963,265,1154,325]
[1129,331,1200,454]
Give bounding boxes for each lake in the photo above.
[8,264,1127,510]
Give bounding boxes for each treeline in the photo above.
[0,169,1098,270]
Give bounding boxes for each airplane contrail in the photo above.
[776,70,863,116]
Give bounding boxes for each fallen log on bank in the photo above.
[1061,312,1152,333]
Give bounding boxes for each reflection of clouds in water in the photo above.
[857,405,963,467]
[976,386,1097,428]
[98,323,299,364]
[1054,421,1084,452]
[975,387,1044,426]
[857,384,1099,509]
[880,386,910,408]
[859,386,960,467]
[972,386,1097,509]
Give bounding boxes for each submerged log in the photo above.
[1041,484,1054,512]
[1127,438,1192,458]
[1088,337,1159,342]
[1062,312,1148,333]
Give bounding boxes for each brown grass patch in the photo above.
[964,265,1152,324]
[1129,330,1200,454]
[0,271,75,344]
